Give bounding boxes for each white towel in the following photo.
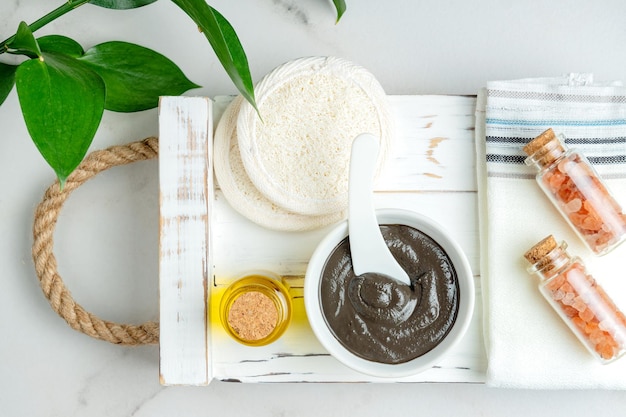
[476,75,626,389]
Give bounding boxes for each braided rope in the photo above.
[32,137,160,345]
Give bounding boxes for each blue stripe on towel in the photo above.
[486,118,626,127]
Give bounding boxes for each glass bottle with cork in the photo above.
[523,128,626,255]
[524,235,626,363]
[219,271,292,346]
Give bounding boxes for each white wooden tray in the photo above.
[158,94,486,385]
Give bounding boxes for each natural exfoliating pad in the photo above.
[213,96,346,231]
[237,56,394,216]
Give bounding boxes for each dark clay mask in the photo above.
[319,224,459,364]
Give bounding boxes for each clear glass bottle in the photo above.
[524,128,626,255]
[524,235,626,363]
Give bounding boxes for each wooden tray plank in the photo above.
[158,96,213,386]
[212,192,479,282]
[377,95,476,192]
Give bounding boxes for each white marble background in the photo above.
[2,0,626,415]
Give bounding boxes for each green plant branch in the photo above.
[0,0,346,182]
[1,0,90,54]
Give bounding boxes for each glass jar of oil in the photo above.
[219,271,292,346]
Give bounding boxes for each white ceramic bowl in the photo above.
[304,208,474,378]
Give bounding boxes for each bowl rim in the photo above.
[304,208,475,378]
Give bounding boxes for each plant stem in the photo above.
[0,0,91,54]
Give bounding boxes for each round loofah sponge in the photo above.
[213,96,346,231]
[237,56,394,216]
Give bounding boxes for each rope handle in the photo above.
[32,137,160,345]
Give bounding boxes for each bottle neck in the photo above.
[527,241,572,281]
[524,133,568,170]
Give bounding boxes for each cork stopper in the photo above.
[524,235,558,264]
[227,291,278,341]
[523,128,558,156]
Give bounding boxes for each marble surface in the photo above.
[2,0,626,415]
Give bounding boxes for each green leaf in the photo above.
[89,0,158,9]
[15,53,105,185]
[38,35,84,57]
[170,0,257,110]
[78,41,200,112]
[7,22,42,58]
[0,63,17,106]
[332,0,346,23]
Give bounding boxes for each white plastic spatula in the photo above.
[348,133,411,286]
